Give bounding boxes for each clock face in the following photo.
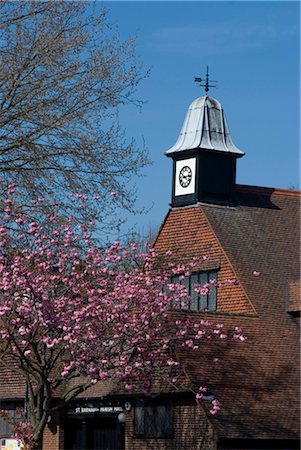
[179,166,192,188]
[175,157,196,197]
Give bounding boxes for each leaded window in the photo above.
[0,401,23,437]
[171,270,217,312]
[134,397,173,438]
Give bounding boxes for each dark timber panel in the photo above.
[64,416,125,450]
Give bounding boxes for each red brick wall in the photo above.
[125,397,217,450]
[43,411,63,450]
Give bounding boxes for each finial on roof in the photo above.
[194,66,218,93]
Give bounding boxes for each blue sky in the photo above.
[102,1,300,237]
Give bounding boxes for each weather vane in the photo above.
[194,66,218,93]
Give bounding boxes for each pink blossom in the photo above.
[210,399,220,415]
[252,270,260,276]
[199,386,207,392]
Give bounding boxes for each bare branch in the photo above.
[0,2,149,233]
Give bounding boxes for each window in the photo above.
[171,270,217,312]
[134,398,173,438]
[0,402,23,437]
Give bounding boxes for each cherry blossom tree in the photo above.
[0,183,245,449]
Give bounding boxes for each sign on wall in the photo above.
[67,401,130,416]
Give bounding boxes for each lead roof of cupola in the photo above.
[165,95,245,156]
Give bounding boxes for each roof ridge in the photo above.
[152,209,171,248]
[236,184,301,198]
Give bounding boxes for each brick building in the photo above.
[1,94,300,449]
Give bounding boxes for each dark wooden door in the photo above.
[65,416,125,450]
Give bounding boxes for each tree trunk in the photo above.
[33,431,43,450]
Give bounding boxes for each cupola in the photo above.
[166,91,245,207]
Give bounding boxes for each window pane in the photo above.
[145,405,156,436]
[199,272,208,310]
[190,273,199,311]
[156,403,173,438]
[0,418,10,437]
[170,275,179,284]
[155,405,166,436]
[134,400,145,435]
[181,276,189,310]
[208,271,217,311]
[169,275,180,308]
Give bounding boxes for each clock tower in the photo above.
[166,95,245,207]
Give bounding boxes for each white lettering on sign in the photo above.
[73,406,123,414]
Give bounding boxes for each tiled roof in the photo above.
[154,185,300,440]
[0,360,26,399]
[54,377,114,399]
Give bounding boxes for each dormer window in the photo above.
[171,270,218,312]
[287,281,300,316]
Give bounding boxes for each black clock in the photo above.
[179,165,192,188]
